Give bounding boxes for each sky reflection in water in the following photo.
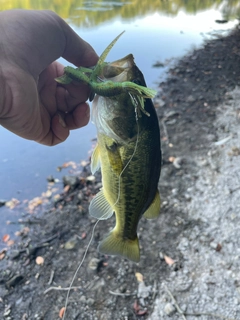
[0,0,238,240]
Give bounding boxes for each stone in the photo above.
[164,302,176,316]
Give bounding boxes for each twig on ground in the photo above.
[152,280,158,300]
[109,290,135,297]
[185,313,236,320]
[164,283,187,320]
[164,283,237,320]
[161,119,169,144]
[230,186,240,193]
[44,286,82,295]
[47,270,55,285]
[40,233,59,245]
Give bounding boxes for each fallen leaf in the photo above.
[62,162,70,168]
[2,234,10,243]
[232,147,240,156]
[135,272,143,282]
[23,227,30,235]
[63,185,70,193]
[62,161,77,169]
[133,300,147,315]
[78,205,83,212]
[36,256,44,265]
[86,175,95,182]
[15,227,30,237]
[64,237,77,250]
[164,255,175,266]
[133,300,140,312]
[21,313,28,320]
[7,240,14,246]
[173,157,182,169]
[28,197,43,211]
[81,160,89,167]
[54,194,61,201]
[42,190,52,198]
[81,232,87,239]
[59,307,65,318]
[5,198,20,209]
[136,309,148,316]
[0,250,6,260]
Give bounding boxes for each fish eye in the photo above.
[132,79,142,85]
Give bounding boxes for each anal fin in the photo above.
[143,191,161,219]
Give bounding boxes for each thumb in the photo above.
[57,14,99,67]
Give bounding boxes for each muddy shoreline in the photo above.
[1,26,240,319]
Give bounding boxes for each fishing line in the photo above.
[62,219,100,320]
[110,92,140,209]
[62,93,141,320]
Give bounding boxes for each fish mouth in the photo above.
[101,54,136,82]
[89,54,137,102]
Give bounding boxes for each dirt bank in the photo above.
[1,25,240,320]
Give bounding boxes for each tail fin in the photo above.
[98,231,140,263]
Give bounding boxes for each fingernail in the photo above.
[82,103,90,118]
[85,105,90,118]
[58,113,66,127]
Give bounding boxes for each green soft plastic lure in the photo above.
[55,31,156,116]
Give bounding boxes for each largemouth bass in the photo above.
[90,62,161,262]
[56,33,161,262]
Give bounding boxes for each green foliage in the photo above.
[0,0,239,27]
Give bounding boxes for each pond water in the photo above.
[0,0,238,240]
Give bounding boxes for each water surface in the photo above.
[0,0,238,240]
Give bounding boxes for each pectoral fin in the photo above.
[89,189,113,220]
[143,191,161,219]
[91,144,101,174]
[104,138,123,175]
[107,149,123,175]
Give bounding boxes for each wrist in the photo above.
[0,63,12,122]
[0,65,5,120]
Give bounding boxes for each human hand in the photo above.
[0,9,98,146]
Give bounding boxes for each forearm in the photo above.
[0,17,5,120]
[0,11,15,122]
[0,64,7,121]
